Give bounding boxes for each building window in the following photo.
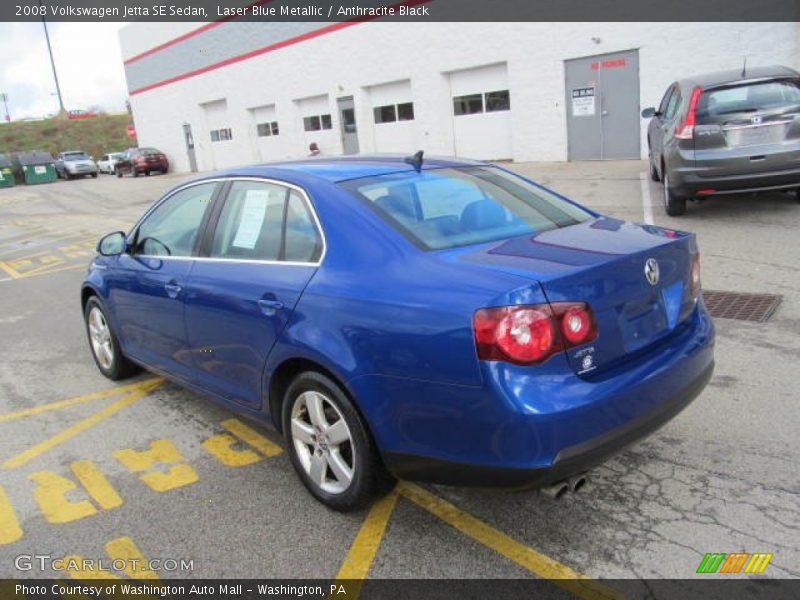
[374,105,397,124]
[485,90,511,112]
[210,128,233,142]
[397,102,415,121]
[257,121,280,137]
[453,94,483,115]
[374,102,415,124]
[303,114,333,132]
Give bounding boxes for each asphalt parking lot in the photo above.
[0,164,798,592]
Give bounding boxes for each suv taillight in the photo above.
[675,86,703,140]
[473,303,597,365]
[690,253,701,297]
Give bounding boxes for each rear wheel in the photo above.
[84,297,137,380]
[282,371,393,511]
[145,170,150,176]
[116,168,122,178]
[663,172,687,216]
[132,169,139,178]
[91,172,98,179]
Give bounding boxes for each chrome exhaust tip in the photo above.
[567,473,588,493]
[540,481,569,500]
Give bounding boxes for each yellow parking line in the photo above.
[399,482,625,600]
[0,378,162,423]
[336,488,399,581]
[2,380,162,470]
[0,260,20,279]
[221,418,283,457]
[0,485,23,544]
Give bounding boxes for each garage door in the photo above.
[368,80,416,153]
[448,63,512,160]
[249,103,283,162]
[200,98,231,170]
[297,94,335,156]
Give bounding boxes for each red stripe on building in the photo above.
[128,0,432,95]
[124,0,275,65]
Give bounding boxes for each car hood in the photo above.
[65,159,96,167]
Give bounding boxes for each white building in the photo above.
[119,22,799,173]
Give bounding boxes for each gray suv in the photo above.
[642,65,800,215]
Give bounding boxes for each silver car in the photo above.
[642,65,800,215]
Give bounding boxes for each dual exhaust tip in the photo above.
[540,473,588,500]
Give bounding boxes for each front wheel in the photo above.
[84,297,137,380]
[663,173,687,216]
[282,372,394,511]
[91,172,98,178]
[116,168,122,178]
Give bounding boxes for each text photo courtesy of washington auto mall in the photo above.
[0,0,799,599]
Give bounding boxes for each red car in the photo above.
[115,147,169,177]
[67,109,98,120]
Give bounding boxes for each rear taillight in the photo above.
[473,303,597,365]
[675,86,703,140]
[690,253,701,297]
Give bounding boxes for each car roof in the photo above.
[679,65,798,89]
[211,154,488,184]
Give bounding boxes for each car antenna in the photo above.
[404,150,424,172]
[741,56,747,78]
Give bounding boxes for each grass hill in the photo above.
[0,113,134,161]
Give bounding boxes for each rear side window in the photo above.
[697,79,800,122]
[340,167,592,251]
[211,181,322,263]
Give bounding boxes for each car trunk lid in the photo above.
[693,77,800,177]
[444,218,698,376]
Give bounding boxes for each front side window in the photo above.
[134,183,216,257]
[211,181,322,263]
[340,167,592,251]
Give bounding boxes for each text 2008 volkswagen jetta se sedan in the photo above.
[81,154,714,510]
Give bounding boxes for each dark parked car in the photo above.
[115,147,169,177]
[83,155,714,510]
[642,65,800,215]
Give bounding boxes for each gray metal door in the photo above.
[565,49,640,160]
[182,122,198,172]
[337,96,359,155]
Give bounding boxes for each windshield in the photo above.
[340,167,593,250]
[696,79,800,122]
[64,152,90,160]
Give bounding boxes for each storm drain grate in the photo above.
[702,290,782,323]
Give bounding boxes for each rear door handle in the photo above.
[164,282,182,298]
[258,299,284,315]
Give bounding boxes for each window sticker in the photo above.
[571,87,595,117]
[232,190,270,249]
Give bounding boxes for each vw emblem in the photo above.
[644,258,660,286]
[752,115,763,125]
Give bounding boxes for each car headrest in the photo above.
[374,194,416,223]
[460,199,507,230]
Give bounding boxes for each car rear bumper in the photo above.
[351,304,715,488]
[671,165,800,197]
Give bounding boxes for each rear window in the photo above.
[340,167,592,250]
[697,79,800,123]
[140,147,161,155]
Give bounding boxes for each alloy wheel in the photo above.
[290,390,355,495]
[87,307,114,370]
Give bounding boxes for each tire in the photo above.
[133,169,139,178]
[663,172,687,216]
[91,172,98,179]
[116,168,122,178]
[84,297,138,381]
[282,371,394,511]
[648,146,660,182]
[145,170,150,177]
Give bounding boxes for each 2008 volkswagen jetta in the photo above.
[81,155,715,510]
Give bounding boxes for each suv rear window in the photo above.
[340,167,592,250]
[696,79,800,123]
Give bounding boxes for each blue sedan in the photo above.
[81,154,715,510]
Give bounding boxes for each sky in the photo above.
[0,22,128,120]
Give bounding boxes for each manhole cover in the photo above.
[702,290,782,322]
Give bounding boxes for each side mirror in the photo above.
[641,107,657,118]
[97,231,127,256]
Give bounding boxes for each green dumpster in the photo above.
[12,151,57,185]
[0,153,14,187]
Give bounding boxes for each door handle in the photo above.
[164,282,182,298]
[258,299,284,315]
